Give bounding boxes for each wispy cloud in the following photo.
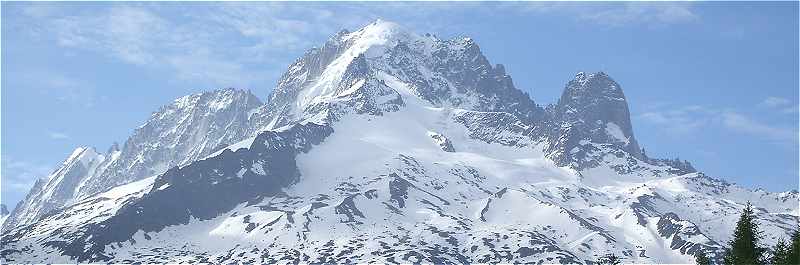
[10,3,372,89]
[1,157,53,194]
[720,111,796,144]
[759,96,798,114]
[521,2,698,27]
[637,105,714,135]
[761,96,791,108]
[637,104,797,145]
[16,71,97,108]
[54,6,167,65]
[48,131,70,140]
[581,2,698,26]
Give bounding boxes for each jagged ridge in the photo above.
[4,88,263,230]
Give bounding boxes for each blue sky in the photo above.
[2,2,798,207]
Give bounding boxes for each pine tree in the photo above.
[771,238,790,264]
[787,228,800,265]
[723,202,766,265]
[696,251,712,265]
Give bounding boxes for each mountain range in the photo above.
[1,20,797,264]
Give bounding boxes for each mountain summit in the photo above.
[2,20,796,264]
[254,19,542,130]
[4,88,263,229]
[547,71,643,169]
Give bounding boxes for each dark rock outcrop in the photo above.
[54,122,333,261]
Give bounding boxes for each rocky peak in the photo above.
[5,88,264,229]
[3,146,105,229]
[548,72,642,169]
[82,88,263,196]
[557,72,627,117]
[257,19,545,129]
[106,142,120,154]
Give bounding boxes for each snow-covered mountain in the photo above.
[3,88,263,230]
[2,20,797,264]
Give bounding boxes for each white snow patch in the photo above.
[605,122,630,145]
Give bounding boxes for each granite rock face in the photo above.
[251,20,545,131]
[547,72,643,169]
[4,89,263,230]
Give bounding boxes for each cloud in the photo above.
[637,104,797,145]
[582,2,698,26]
[10,3,373,89]
[520,2,698,27]
[637,105,713,135]
[15,71,98,108]
[54,6,168,65]
[759,96,798,114]
[48,132,70,140]
[761,97,791,107]
[720,111,797,144]
[1,157,53,194]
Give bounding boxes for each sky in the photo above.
[1,2,798,208]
